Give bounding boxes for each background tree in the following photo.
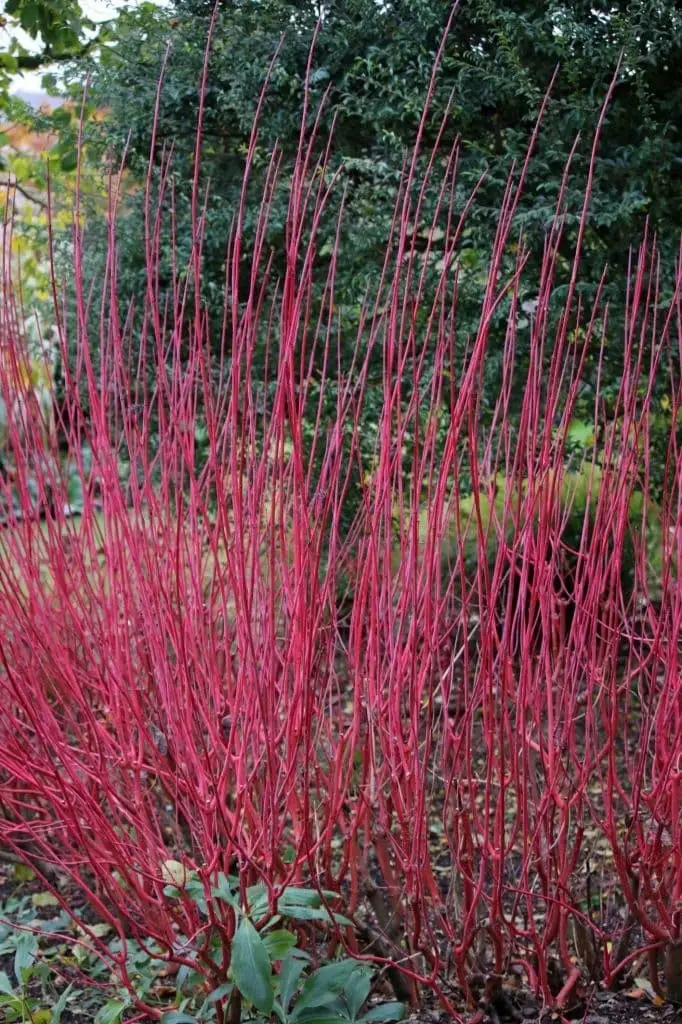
[0,0,105,110]
[58,0,682,500]
[1,0,116,320]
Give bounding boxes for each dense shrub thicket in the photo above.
[0,62,680,1018]
[0,3,681,1018]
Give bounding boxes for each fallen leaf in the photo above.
[13,864,35,882]
[160,859,189,887]
[32,891,59,908]
[629,978,665,1006]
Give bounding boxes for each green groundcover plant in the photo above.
[0,875,405,1023]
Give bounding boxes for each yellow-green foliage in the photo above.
[0,346,56,454]
[399,462,669,596]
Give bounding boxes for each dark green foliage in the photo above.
[58,0,681,501]
[71,2,682,304]
[0,0,110,109]
[0,873,404,1021]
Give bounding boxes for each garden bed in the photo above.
[1,859,679,1023]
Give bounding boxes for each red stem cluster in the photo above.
[0,52,680,1019]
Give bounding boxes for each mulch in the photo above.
[409,996,682,1024]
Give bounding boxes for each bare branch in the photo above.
[0,179,48,209]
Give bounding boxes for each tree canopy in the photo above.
[74,1,682,290]
[0,0,106,110]
[47,0,682,502]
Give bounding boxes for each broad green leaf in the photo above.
[89,923,112,939]
[206,982,233,1003]
[306,961,365,990]
[38,913,70,935]
[31,892,59,908]
[360,1003,406,1022]
[50,983,74,1024]
[309,67,330,85]
[279,905,353,926]
[277,955,307,1012]
[14,931,38,981]
[212,873,240,910]
[245,882,269,918]
[51,107,72,128]
[66,470,84,513]
[12,864,35,882]
[292,1011,346,1019]
[95,999,130,1024]
[291,961,364,1019]
[59,149,78,173]
[0,971,13,994]
[344,969,372,1020]
[0,991,22,1010]
[566,419,595,448]
[263,929,297,961]
[230,917,274,1014]
[161,1013,199,1024]
[279,888,339,908]
[176,961,202,993]
[291,1002,346,1023]
[184,878,206,899]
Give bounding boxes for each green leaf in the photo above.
[59,149,78,173]
[279,905,353,926]
[360,1003,406,1023]
[263,929,297,961]
[230,917,274,1014]
[89,923,112,938]
[12,864,35,883]
[14,932,37,981]
[31,892,59,909]
[309,67,330,86]
[293,1012,347,1024]
[0,971,13,995]
[277,955,307,1012]
[66,469,84,513]
[217,872,240,890]
[51,107,72,128]
[279,888,339,908]
[95,999,130,1024]
[206,982,233,1003]
[51,983,74,1024]
[291,962,364,1019]
[245,882,269,918]
[211,873,240,911]
[184,878,206,899]
[566,419,595,448]
[0,991,24,1014]
[161,1013,199,1024]
[344,969,372,1020]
